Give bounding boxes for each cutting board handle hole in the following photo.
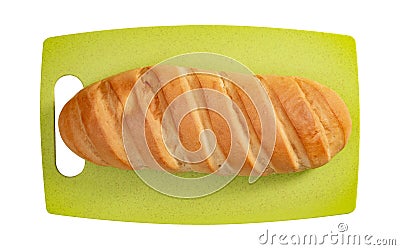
[54,75,85,177]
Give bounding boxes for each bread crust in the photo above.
[58,67,352,175]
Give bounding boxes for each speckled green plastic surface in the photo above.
[40,25,359,224]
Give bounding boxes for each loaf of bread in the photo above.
[58,66,351,176]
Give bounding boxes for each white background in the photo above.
[1,0,399,249]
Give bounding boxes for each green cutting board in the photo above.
[41,25,359,224]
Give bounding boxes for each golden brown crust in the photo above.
[75,82,129,169]
[261,75,331,168]
[159,70,214,173]
[58,97,108,166]
[58,67,352,175]
[299,77,352,146]
[293,77,345,157]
